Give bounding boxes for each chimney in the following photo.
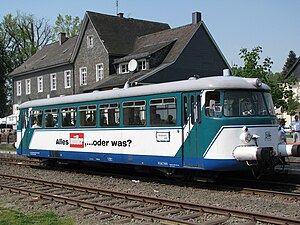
[192,12,202,24]
[117,12,124,18]
[59,32,67,45]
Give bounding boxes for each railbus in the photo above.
[16,76,300,177]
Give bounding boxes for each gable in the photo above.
[71,11,170,62]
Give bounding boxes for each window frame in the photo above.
[87,35,94,48]
[119,63,129,74]
[138,59,147,70]
[61,107,77,128]
[79,105,97,127]
[17,81,22,96]
[44,108,58,128]
[99,102,120,127]
[64,70,71,88]
[150,97,177,126]
[50,73,57,91]
[30,110,43,128]
[123,100,146,126]
[79,67,87,86]
[25,79,31,95]
[96,63,104,82]
[37,76,43,93]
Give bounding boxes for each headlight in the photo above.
[240,126,252,143]
[255,78,262,87]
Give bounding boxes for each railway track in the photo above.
[0,173,299,224]
[1,156,300,201]
[0,157,40,167]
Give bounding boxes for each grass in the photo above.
[0,146,16,151]
[0,207,74,225]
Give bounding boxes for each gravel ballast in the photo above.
[0,158,299,224]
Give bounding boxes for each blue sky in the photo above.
[0,0,299,73]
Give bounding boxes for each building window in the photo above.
[50,73,56,91]
[17,81,21,96]
[96,64,104,81]
[87,35,94,48]
[37,76,43,93]
[25,79,31,95]
[138,59,147,70]
[119,63,129,74]
[80,67,87,86]
[64,70,71,88]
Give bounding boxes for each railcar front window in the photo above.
[263,93,275,116]
[205,91,221,117]
[223,91,273,117]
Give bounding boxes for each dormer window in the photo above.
[119,63,129,74]
[87,35,94,48]
[138,59,147,70]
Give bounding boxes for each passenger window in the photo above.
[150,97,176,126]
[79,105,96,127]
[61,107,76,127]
[99,103,120,127]
[123,100,146,126]
[205,91,221,117]
[30,110,43,128]
[45,109,58,128]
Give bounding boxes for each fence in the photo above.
[0,133,16,144]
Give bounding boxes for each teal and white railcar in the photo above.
[16,76,300,175]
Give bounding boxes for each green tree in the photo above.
[52,14,81,41]
[2,12,52,66]
[0,39,9,117]
[232,46,296,111]
[281,50,298,116]
[282,50,297,77]
[0,12,52,115]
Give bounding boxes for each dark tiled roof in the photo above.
[114,40,175,64]
[133,23,200,64]
[87,11,170,55]
[83,63,172,92]
[85,23,201,91]
[10,36,77,77]
[83,69,155,92]
[286,57,300,79]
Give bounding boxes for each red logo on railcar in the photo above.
[70,133,84,148]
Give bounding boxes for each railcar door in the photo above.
[20,109,30,155]
[182,92,202,167]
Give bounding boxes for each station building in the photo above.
[10,11,230,115]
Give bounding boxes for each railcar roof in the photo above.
[19,76,270,109]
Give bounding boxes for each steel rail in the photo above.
[0,173,299,224]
